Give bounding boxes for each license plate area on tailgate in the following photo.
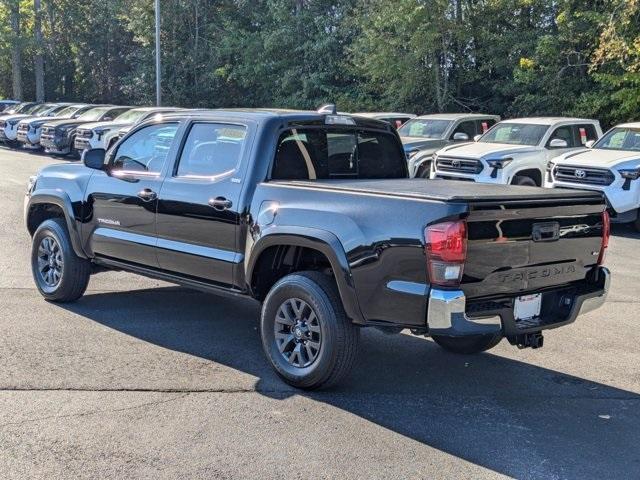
[514,294,542,321]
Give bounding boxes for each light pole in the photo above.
[154,0,161,106]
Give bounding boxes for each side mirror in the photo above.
[453,132,469,141]
[82,148,106,170]
[473,134,482,142]
[549,138,569,148]
[102,116,113,122]
[585,140,595,148]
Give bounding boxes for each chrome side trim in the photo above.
[578,267,611,315]
[386,280,428,296]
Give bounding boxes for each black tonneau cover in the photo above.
[274,179,604,203]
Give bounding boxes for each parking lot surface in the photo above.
[0,147,639,479]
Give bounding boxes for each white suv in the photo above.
[547,122,640,230]
[430,117,602,186]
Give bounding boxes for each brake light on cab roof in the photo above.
[325,115,355,126]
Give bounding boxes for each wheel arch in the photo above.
[512,168,543,186]
[246,227,365,324]
[26,191,88,259]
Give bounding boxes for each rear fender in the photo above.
[245,226,365,324]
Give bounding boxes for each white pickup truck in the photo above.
[430,117,602,186]
[547,122,640,230]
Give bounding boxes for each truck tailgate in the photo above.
[462,199,606,300]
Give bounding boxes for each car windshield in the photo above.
[30,104,54,115]
[76,107,111,122]
[594,127,640,152]
[397,119,451,139]
[55,106,81,117]
[479,123,548,146]
[114,109,148,124]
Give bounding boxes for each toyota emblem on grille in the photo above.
[574,169,587,179]
[451,160,461,168]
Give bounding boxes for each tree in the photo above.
[34,0,44,101]
[5,0,22,99]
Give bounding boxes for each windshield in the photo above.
[114,109,148,124]
[55,106,81,117]
[398,119,451,139]
[594,127,640,152]
[271,128,407,180]
[479,123,548,146]
[76,107,111,122]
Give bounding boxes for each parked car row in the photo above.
[3,98,639,230]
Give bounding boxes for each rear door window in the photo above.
[176,123,247,178]
[451,121,476,140]
[271,128,406,180]
[476,119,496,134]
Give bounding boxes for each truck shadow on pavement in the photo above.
[60,287,639,479]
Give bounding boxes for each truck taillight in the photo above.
[425,220,467,287]
[598,210,610,265]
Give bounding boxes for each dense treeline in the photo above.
[0,0,638,127]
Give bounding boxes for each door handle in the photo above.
[137,188,157,202]
[208,196,232,211]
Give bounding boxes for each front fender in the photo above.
[245,225,365,324]
[25,189,88,258]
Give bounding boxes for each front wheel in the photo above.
[432,334,502,354]
[31,218,91,302]
[260,271,359,389]
[512,175,537,187]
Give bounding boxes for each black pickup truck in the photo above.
[24,108,611,389]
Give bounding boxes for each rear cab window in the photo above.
[271,127,407,180]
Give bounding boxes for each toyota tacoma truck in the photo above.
[74,106,182,154]
[431,117,602,186]
[547,122,640,230]
[40,105,131,156]
[24,108,610,389]
[399,113,500,178]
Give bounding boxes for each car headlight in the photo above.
[486,158,513,178]
[619,167,640,191]
[94,128,109,140]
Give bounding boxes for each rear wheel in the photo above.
[31,218,91,302]
[260,271,359,389]
[432,334,502,354]
[512,175,537,187]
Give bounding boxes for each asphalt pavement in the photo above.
[0,147,638,479]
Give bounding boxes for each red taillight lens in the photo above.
[598,210,610,265]
[425,220,467,286]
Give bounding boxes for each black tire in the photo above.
[31,218,91,302]
[432,334,502,354]
[260,271,359,390]
[633,210,640,232]
[416,162,432,179]
[512,175,537,187]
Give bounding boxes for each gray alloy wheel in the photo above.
[36,235,64,291]
[260,271,359,389]
[31,218,91,302]
[274,298,322,368]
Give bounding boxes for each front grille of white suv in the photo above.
[553,165,615,186]
[435,156,484,174]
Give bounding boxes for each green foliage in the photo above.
[0,0,637,128]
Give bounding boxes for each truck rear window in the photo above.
[271,128,407,180]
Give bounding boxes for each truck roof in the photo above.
[352,112,416,118]
[159,108,396,129]
[501,117,598,125]
[616,121,640,129]
[412,113,499,121]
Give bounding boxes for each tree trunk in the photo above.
[34,0,45,101]
[9,0,22,100]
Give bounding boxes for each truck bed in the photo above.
[273,179,604,203]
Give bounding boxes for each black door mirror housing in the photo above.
[83,148,106,170]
